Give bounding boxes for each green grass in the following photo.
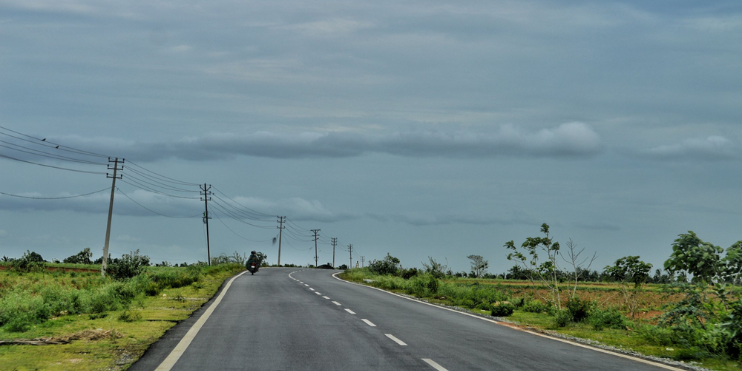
[0,263,244,370]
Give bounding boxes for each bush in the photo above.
[10,251,45,273]
[107,250,150,280]
[368,254,401,276]
[400,268,419,279]
[523,299,549,314]
[491,303,515,317]
[588,308,629,330]
[554,309,573,328]
[566,296,594,323]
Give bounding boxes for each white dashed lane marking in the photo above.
[362,319,376,327]
[385,334,407,346]
[332,301,341,306]
[345,309,356,314]
[322,296,330,299]
[422,359,448,371]
[309,288,314,291]
[315,292,321,295]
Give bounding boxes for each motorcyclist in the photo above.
[247,251,259,274]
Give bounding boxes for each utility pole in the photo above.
[311,229,320,267]
[102,157,123,277]
[331,237,337,268]
[347,244,353,270]
[361,256,365,268]
[200,184,212,266]
[277,216,285,266]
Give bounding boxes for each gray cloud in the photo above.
[44,122,601,161]
[641,135,737,161]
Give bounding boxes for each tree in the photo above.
[505,223,563,308]
[561,238,597,299]
[664,231,723,284]
[369,253,401,275]
[63,248,93,264]
[604,256,652,318]
[467,255,488,278]
[421,257,447,279]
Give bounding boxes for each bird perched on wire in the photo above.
[42,138,46,141]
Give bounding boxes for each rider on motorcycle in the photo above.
[247,251,259,273]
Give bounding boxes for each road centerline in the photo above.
[422,358,448,371]
[385,334,407,346]
[361,319,376,327]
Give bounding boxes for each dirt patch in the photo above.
[0,329,123,346]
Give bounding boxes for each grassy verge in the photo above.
[340,268,742,371]
[0,263,244,370]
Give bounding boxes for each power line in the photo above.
[0,188,109,199]
[126,161,201,186]
[0,140,106,165]
[210,210,275,242]
[0,153,106,174]
[115,187,200,219]
[119,178,200,199]
[0,125,109,158]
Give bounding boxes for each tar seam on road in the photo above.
[154,271,248,371]
[331,273,686,371]
[422,358,449,371]
[385,334,407,346]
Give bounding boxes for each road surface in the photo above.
[130,267,678,371]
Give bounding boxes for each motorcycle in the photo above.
[248,262,259,275]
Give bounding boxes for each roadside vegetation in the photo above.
[0,249,245,370]
[340,225,742,371]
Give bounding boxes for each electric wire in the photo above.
[115,187,200,219]
[119,178,200,199]
[210,210,275,242]
[0,188,109,199]
[0,140,106,165]
[126,160,201,186]
[211,186,274,218]
[0,125,109,158]
[211,194,274,221]
[0,153,107,174]
[125,172,199,193]
[208,200,275,229]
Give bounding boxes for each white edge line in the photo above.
[385,334,407,346]
[332,273,684,371]
[361,319,376,327]
[155,271,248,371]
[422,358,448,371]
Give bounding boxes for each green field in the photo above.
[0,262,244,370]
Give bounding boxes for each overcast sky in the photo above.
[1,0,741,274]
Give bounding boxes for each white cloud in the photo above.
[643,135,737,160]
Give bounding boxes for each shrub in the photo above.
[588,308,628,330]
[566,296,594,323]
[107,250,150,280]
[491,303,515,317]
[10,251,46,273]
[553,309,573,327]
[523,299,549,313]
[368,254,401,276]
[400,268,419,279]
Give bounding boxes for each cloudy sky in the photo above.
[1,0,741,274]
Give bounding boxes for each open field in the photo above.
[0,262,244,370]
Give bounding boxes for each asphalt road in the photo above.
[131,268,677,371]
